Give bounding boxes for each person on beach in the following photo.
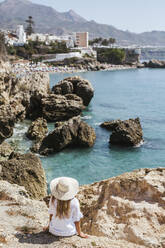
[44,177,88,238]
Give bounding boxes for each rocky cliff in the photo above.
[0,168,165,247]
[78,168,165,247]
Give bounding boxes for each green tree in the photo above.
[109,38,116,44]
[101,39,109,46]
[97,48,125,65]
[25,16,35,36]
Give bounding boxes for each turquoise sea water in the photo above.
[9,68,165,185]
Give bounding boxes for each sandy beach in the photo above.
[11,61,137,75]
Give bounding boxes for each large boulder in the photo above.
[100,119,121,131]
[41,94,84,122]
[39,116,96,155]
[76,121,96,147]
[0,69,50,122]
[0,142,14,161]
[9,98,26,122]
[15,73,50,118]
[110,118,143,146]
[77,168,165,248]
[0,153,47,200]
[52,76,94,106]
[26,117,48,141]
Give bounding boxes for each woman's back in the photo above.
[48,197,83,236]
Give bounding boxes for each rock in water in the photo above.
[26,117,48,141]
[52,76,94,106]
[145,59,165,68]
[39,116,96,155]
[100,119,121,131]
[110,118,143,146]
[76,121,96,147]
[41,94,84,122]
[0,153,47,200]
[77,168,165,248]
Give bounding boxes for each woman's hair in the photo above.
[51,196,71,219]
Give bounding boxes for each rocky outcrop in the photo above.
[39,116,96,155]
[26,118,48,153]
[100,119,121,131]
[26,117,48,141]
[13,73,50,119]
[144,59,165,68]
[1,168,165,247]
[0,180,48,247]
[0,180,145,248]
[0,153,47,200]
[77,168,165,248]
[41,94,84,122]
[0,69,50,121]
[110,118,143,146]
[0,142,14,161]
[52,76,94,106]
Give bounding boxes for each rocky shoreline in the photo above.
[1,59,165,247]
[10,59,165,75]
[11,60,139,75]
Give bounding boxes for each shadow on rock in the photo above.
[15,231,60,245]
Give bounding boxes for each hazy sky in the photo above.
[2,0,165,33]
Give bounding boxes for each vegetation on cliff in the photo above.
[89,37,116,46]
[97,48,125,64]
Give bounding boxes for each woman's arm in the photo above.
[75,221,88,238]
[43,214,53,231]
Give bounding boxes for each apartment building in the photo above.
[76,32,88,48]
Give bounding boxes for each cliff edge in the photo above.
[0,168,165,247]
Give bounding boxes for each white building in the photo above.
[16,25,26,44]
[28,33,47,42]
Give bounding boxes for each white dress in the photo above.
[48,197,83,236]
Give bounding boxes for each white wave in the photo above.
[134,140,144,148]
[81,116,92,120]
[94,122,102,126]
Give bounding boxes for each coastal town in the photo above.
[0,17,144,74]
[2,17,165,75]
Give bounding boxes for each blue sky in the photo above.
[2,0,165,33]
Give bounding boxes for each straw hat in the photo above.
[50,177,79,201]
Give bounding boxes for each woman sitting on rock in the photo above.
[44,177,88,238]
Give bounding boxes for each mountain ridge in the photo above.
[1,0,165,45]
